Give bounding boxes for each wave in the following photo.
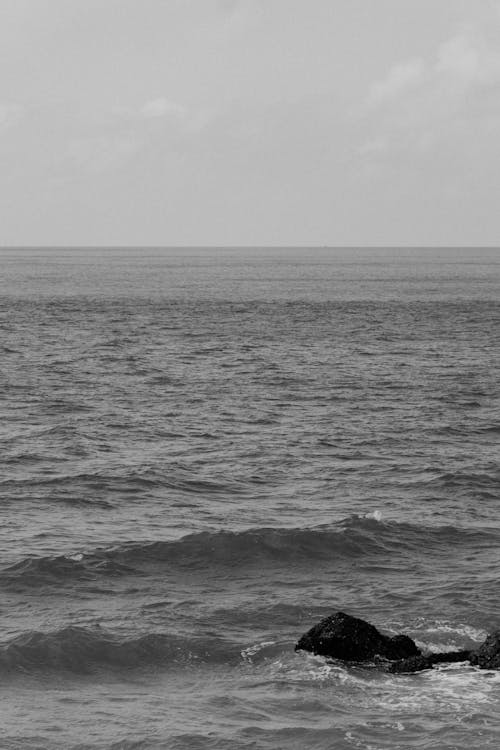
[69,736,254,750]
[0,470,160,490]
[2,517,498,589]
[2,553,135,586]
[0,626,239,675]
[0,465,245,498]
[111,517,499,567]
[430,470,500,489]
[403,468,500,495]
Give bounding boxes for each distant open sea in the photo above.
[1,247,499,750]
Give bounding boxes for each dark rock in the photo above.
[387,634,422,660]
[388,654,433,673]
[430,649,472,665]
[295,612,495,674]
[295,611,421,662]
[388,649,471,674]
[470,630,500,669]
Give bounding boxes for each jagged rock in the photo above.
[295,611,420,662]
[388,649,471,674]
[470,630,500,669]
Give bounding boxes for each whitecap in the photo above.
[67,553,84,562]
[365,510,383,521]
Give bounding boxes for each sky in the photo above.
[1,0,500,247]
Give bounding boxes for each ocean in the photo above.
[1,247,499,750]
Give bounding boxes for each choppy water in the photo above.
[1,247,499,750]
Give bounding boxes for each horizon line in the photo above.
[0,245,499,251]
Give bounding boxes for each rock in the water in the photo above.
[295,611,421,662]
[386,634,422,660]
[431,649,472,665]
[388,649,471,674]
[470,631,500,669]
[388,654,433,673]
[295,611,490,674]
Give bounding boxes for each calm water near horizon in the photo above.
[1,247,499,749]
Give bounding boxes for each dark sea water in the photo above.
[1,247,499,750]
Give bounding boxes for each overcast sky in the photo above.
[1,0,500,246]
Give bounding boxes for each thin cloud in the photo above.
[436,31,500,85]
[0,102,23,131]
[140,97,186,119]
[67,133,141,174]
[369,13,500,106]
[369,59,426,104]
[64,96,209,176]
[363,8,500,159]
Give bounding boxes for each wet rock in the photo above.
[388,649,471,674]
[470,630,500,669]
[432,649,472,665]
[388,654,433,673]
[386,634,422,660]
[295,612,495,674]
[295,611,421,662]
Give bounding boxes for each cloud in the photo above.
[0,102,22,131]
[217,0,242,12]
[369,59,426,104]
[362,7,500,160]
[358,137,389,157]
[67,133,141,174]
[436,31,500,84]
[62,95,212,176]
[137,96,216,134]
[140,97,186,119]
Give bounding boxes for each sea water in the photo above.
[0,247,499,750]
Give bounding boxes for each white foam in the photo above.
[432,622,484,639]
[376,663,500,714]
[241,641,276,659]
[412,620,487,654]
[365,510,383,521]
[261,651,359,686]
